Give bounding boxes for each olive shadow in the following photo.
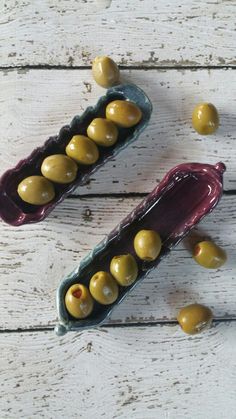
[218,112,236,136]
[166,286,201,313]
[182,227,213,255]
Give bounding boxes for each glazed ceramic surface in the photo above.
[0,84,152,226]
[56,161,225,335]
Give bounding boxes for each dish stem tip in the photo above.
[55,324,67,336]
[215,162,226,174]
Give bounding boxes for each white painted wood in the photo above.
[1,3,235,418]
[0,195,234,329]
[1,323,236,419]
[1,0,236,67]
[0,68,236,191]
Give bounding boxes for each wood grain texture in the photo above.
[1,0,236,67]
[0,195,235,330]
[1,3,235,418]
[1,323,236,419]
[0,68,236,191]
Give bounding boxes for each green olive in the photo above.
[87,118,118,147]
[17,176,55,205]
[192,103,219,135]
[89,271,119,305]
[66,135,99,165]
[65,283,94,319]
[177,303,213,335]
[106,100,142,128]
[193,241,227,269]
[92,56,120,88]
[41,154,78,184]
[110,254,138,286]
[134,229,162,261]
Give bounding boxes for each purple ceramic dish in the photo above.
[55,161,225,335]
[0,84,152,226]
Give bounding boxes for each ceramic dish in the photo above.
[0,84,152,226]
[55,161,225,335]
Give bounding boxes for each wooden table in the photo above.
[1,1,236,418]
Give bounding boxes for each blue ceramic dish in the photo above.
[55,162,225,336]
[0,84,152,226]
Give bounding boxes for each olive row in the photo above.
[65,229,162,319]
[65,237,227,334]
[17,99,142,206]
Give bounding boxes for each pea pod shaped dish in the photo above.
[0,84,152,226]
[55,161,225,336]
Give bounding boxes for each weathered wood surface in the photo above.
[1,2,236,417]
[0,194,234,330]
[1,0,236,68]
[1,323,236,419]
[1,68,236,191]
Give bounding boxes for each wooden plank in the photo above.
[1,323,236,418]
[0,195,235,330]
[0,68,236,191]
[1,0,236,67]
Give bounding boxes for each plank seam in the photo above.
[0,65,236,71]
[1,319,236,334]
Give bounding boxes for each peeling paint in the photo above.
[86,342,92,352]
[81,50,92,65]
[82,208,93,222]
[68,56,74,66]
[83,81,92,93]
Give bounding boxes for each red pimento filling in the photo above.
[194,245,201,257]
[72,288,82,299]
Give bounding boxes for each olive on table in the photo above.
[193,240,227,269]
[106,100,142,128]
[17,176,55,205]
[110,254,138,286]
[134,229,162,261]
[66,135,99,165]
[92,56,120,88]
[65,283,94,319]
[177,303,213,335]
[87,118,118,147]
[41,154,78,184]
[192,103,219,135]
[89,271,119,305]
